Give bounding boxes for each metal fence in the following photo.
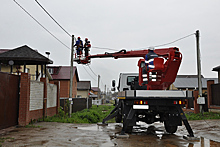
[211,83,220,106]
[0,72,20,129]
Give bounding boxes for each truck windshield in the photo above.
[127,76,136,85]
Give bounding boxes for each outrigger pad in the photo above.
[116,133,129,138]
[183,135,200,141]
[97,122,108,126]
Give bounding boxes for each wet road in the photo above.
[0,120,220,147]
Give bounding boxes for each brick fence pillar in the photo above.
[193,90,199,114]
[18,73,30,126]
[207,80,214,108]
[54,81,60,114]
[40,78,47,117]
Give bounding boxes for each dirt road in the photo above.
[1,120,220,147]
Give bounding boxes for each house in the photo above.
[47,66,79,99]
[77,81,91,98]
[0,45,53,80]
[90,87,100,100]
[212,65,220,83]
[170,75,218,94]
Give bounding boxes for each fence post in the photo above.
[207,80,214,109]
[18,73,30,126]
[193,90,200,114]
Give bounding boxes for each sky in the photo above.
[1,0,220,91]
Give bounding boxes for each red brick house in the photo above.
[47,66,79,98]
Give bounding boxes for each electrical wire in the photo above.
[35,0,72,37]
[81,65,97,81]
[13,0,70,50]
[135,33,195,50]
[92,46,118,51]
[87,65,98,77]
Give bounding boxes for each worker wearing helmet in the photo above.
[74,37,83,56]
[142,47,158,84]
[84,38,91,57]
[145,47,158,70]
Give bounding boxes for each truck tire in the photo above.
[115,114,122,123]
[125,126,133,133]
[164,122,178,134]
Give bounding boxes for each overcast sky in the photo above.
[1,0,220,91]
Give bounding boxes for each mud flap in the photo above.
[176,105,194,137]
[120,107,136,135]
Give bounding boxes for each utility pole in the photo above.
[69,35,74,117]
[98,75,100,100]
[105,84,106,103]
[195,30,203,113]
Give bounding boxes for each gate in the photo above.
[0,72,20,129]
[211,83,220,106]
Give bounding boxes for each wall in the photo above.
[30,81,44,111]
[60,80,69,98]
[77,90,89,98]
[19,73,59,126]
[47,83,57,116]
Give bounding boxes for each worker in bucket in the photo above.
[145,47,158,70]
[142,47,158,83]
[74,37,83,56]
[84,38,91,57]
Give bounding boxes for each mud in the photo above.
[0,120,220,147]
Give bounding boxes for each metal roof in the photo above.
[49,66,79,81]
[212,65,220,71]
[91,87,100,92]
[173,77,218,89]
[0,45,53,65]
[77,81,91,90]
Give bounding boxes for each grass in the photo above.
[41,105,115,124]
[0,137,14,146]
[40,105,220,124]
[25,124,42,128]
[185,112,220,120]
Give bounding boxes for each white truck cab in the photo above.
[117,73,138,92]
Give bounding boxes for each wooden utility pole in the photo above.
[98,75,100,99]
[69,35,74,117]
[195,30,203,113]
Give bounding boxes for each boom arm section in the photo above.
[74,47,182,90]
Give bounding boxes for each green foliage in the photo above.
[185,112,220,120]
[43,105,115,124]
[25,124,41,128]
[0,137,14,146]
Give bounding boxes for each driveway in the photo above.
[1,120,220,147]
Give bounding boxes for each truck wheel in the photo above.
[164,122,177,134]
[115,114,122,123]
[125,126,133,133]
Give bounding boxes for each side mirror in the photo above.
[112,80,116,87]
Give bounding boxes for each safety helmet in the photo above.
[149,46,155,51]
[85,38,88,41]
[77,37,81,40]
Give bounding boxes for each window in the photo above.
[48,68,53,74]
[127,76,136,85]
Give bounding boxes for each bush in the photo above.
[42,105,115,124]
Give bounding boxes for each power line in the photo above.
[153,33,195,48]
[81,65,97,81]
[87,65,98,77]
[135,33,195,50]
[92,46,118,51]
[35,0,72,37]
[13,0,70,50]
